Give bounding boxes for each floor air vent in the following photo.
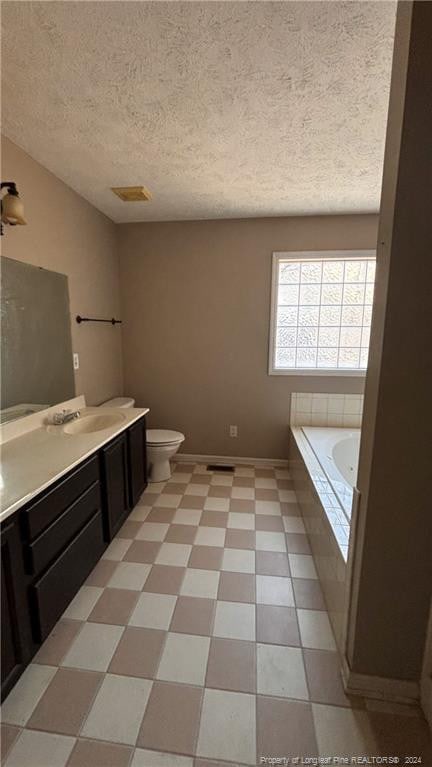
[207,464,235,473]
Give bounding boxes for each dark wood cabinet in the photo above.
[101,415,147,540]
[1,519,32,701]
[26,482,101,576]
[100,432,130,539]
[127,417,147,508]
[22,456,99,541]
[31,512,104,642]
[1,415,147,700]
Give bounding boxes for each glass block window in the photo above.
[269,251,376,375]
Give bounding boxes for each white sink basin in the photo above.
[62,413,126,435]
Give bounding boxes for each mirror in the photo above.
[0,257,75,424]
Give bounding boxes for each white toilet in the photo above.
[146,429,185,483]
[100,397,184,483]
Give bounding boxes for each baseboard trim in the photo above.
[420,674,432,729]
[341,654,420,705]
[174,453,288,468]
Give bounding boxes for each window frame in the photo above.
[268,249,376,377]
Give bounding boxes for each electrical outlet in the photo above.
[73,353,80,370]
[229,425,238,438]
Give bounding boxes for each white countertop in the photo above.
[0,405,149,523]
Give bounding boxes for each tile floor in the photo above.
[1,462,431,766]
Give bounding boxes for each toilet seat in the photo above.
[147,429,185,446]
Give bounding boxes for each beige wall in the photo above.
[118,214,378,458]
[347,1,432,684]
[1,137,123,406]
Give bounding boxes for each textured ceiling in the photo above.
[2,1,396,223]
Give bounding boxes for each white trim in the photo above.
[341,654,420,705]
[421,662,432,729]
[420,598,432,728]
[268,251,279,375]
[173,453,288,468]
[273,249,377,260]
[270,368,367,377]
[268,249,376,377]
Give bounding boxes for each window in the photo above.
[269,250,376,375]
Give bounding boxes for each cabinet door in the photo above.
[1,520,32,701]
[127,417,147,508]
[101,433,129,539]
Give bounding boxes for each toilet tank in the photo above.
[100,397,135,408]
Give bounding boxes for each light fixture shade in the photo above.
[1,192,26,225]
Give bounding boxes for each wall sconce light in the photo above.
[1,182,27,235]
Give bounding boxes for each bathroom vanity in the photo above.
[1,409,148,701]
[0,257,151,700]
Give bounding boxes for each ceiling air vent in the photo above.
[111,186,152,202]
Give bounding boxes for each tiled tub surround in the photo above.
[290,392,363,428]
[289,392,363,563]
[289,430,349,652]
[301,426,360,524]
[2,463,431,766]
[290,426,355,561]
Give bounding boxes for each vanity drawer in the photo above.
[26,481,101,575]
[31,510,104,642]
[23,455,99,540]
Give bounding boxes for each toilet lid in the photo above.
[147,429,185,445]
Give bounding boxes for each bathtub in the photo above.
[302,426,360,520]
[289,425,359,644]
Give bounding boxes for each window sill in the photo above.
[268,368,367,377]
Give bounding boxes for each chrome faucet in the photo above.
[52,409,81,425]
